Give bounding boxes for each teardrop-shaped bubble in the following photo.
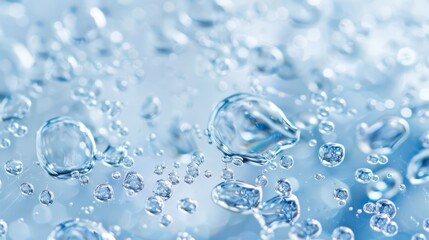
[47,219,115,240]
[211,180,262,214]
[36,117,96,179]
[367,168,402,200]
[254,194,300,229]
[208,93,300,165]
[0,94,32,121]
[356,116,409,155]
[407,150,429,185]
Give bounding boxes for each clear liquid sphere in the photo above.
[36,117,96,179]
[407,150,429,185]
[47,219,115,240]
[208,93,300,165]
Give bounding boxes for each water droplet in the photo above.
[355,168,374,184]
[186,163,199,178]
[160,214,172,227]
[122,171,144,193]
[308,139,317,147]
[412,233,427,240]
[47,219,115,240]
[0,138,11,149]
[211,180,262,213]
[367,168,402,200]
[36,117,96,179]
[382,221,398,237]
[288,218,322,240]
[422,218,429,232]
[333,188,349,205]
[141,96,161,120]
[39,189,55,206]
[208,93,300,165]
[310,91,327,105]
[153,179,172,200]
[316,105,330,119]
[397,47,417,66]
[112,171,121,180]
[178,198,198,214]
[356,116,409,155]
[256,175,268,187]
[251,45,284,74]
[363,202,376,214]
[177,231,195,240]
[255,194,300,229]
[407,150,429,185]
[168,171,180,185]
[375,199,396,219]
[275,178,292,196]
[314,173,325,181]
[20,182,34,196]
[8,122,28,137]
[318,143,345,167]
[319,120,335,135]
[279,155,294,169]
[145,196,164,215]
[4,159,23,176]
[0,220,7,237]
[221,168,234,181]
[94,184,114,202]
[0,94,32,121]
[103,145,127,167]
[330,97,347,113]
[370,214,390,232]
[332,226,354,240]
[204,170,212,178]
[184,175,194,184]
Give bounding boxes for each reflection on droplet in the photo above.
[208,93,300,165]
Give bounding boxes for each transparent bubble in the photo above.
[423,218,429,232]
[0,219,7,237]
[36,117,96,179]
[211,180,262,214]
[0,138,11,149]
[214,57,233,76]
[204,170,212,178]
[397,47,417,66]
[310,91,327,105]
[333,188,349,203]
[279,155,294,169]
[141,96,161,120]
[256,175,268,187]
[178,198,198,214]
[314,173,325,181]
[407,150,429,185]
[330,97,347,113]
[382,221,398,237]
[122,171,144,193]
[317,105,330,119]
[332,226,354,240]
[39,189,55,206]
[255,194,300,229]
[4,159,23,176]
[160,214,172,227]
[184,175,194,184]
[0,94,32,121]
[20,182,34,196]
[251,45,284,75]
[177,231,195,240]
[47,219,115,240]
[275,178,292,196]
[168,171,180,185]
[112,171,121,180]
[221,168,234,181]
[186,163,199,178]
[355,168,374,184]
[319,120,335,135]
[411,233,427,240]
[153,179,172,200]
[208,93,300,165]
[191,151,205,166]
[93,184,114,202]
[145,196,164,215]
[375,199,396,219]
[318,143,345,167]
[288,218,322,240]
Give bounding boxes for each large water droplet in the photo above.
[36,117,96,179]
[332,226,355,240]
[254,194,300,229]
[407,150,429,185]
[208,93,300,165]
[0,94,32,121]
[356,116,409,155]
[318,142,345,167]
[47,219,115,240]
[93,184,114,202]
[211,180,262,214]
[122,171,144,193]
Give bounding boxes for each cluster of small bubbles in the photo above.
[355,168,374,183]
[184,175,194,184]
[153,179,173,200]
[317,105,331,119]
[279,155,294,169]
[255,174,268,187]
[160,214,172,227]
[191,151,205,166]
[93,183,114,202]
[275,178,292,197]
[145,196,164,215]
[0,219,7,237]
[412,233,427,240]
[4,159,24,176]
[168,171,180,185]
[318,143,346,167]
[332,226,354,240]
[314,173,325,181]
[221,167,234,181]
[154,163,167,175]
[204,170,212,178]
[0,138,11,149]
[308,139,317,147]
[176,232,195,240]
[39,189,55,206]
[288,218,322,240]
[178,198,198,214]
[8,122,28,138]
[366,154,388,165]
[422,218,429,232]
[319,120,335,135]
[333,188,349,206]
[112,171,121,180]
[310,91,328,105]
[20,182,34,196]
[122,171,144,193]
[330,97,347,113]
